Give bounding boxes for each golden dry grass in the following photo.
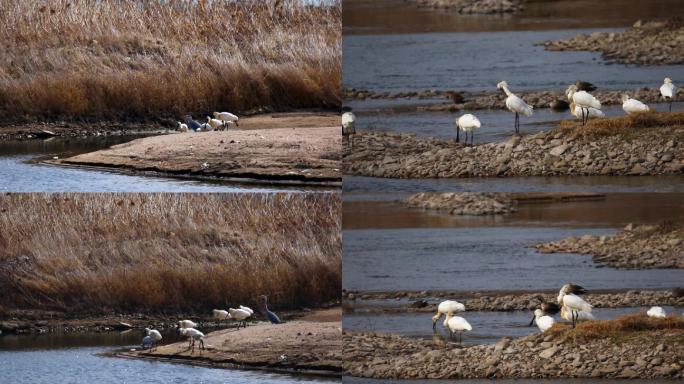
[548,313,684,342]
[0,0,341,123]
[0,193,341,315]
[556,111,684,138]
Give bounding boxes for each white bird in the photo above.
[456,113,481,145]
[557,284,593,328]
[239,305,254,315]
[199,122,213,131]
[342,111,356,147]
[144,328,162,351]
[443,312,472,344]
[647,306,667,318]
[530,308,555,333]
[207,116,224,130]
[177,121,188,133]
[213,309,229,324]
[213,111,239,127]
[178,320,198,329]
[622,94,649,114]
[570,103,605,120]
[497,81,533,135]
[660,78,676,112]
[228,307,252,329]
[566,85,601,126]
[432,300,466,330]
[178,327,205,353]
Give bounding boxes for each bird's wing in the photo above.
[660,83,674,98]
[567,284,588,295]
[538,316,554,331]
[574,92,601,109]
[563,294,592,312]
[506,95,533,116]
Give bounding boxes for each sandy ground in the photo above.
[50,112,341,185]
[117,307,342,376]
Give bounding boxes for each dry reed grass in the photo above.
[0,0,341,123]
[548,313,684,342]
[556,111,684,138]
[0,193,341,315]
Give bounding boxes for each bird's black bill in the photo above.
[529,314,536,327]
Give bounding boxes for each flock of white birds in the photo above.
[432,284,677,344]
[176,111,240,133]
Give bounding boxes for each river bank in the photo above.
[344,314,684,379]
[344,115,684,178]
[404,0,524,14]
[536,222,684,269]
[117,308,342,377]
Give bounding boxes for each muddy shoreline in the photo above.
[343,289,684,313]
[403,0,524,14]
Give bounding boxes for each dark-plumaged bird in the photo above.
[184,115,202,131]
[260,295,282,324]
[575,80,597,92]
[444,91,465,104]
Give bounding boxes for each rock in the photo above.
[539,346,559,359]
[549,144,569,157]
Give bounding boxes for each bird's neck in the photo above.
[502,86,512,97]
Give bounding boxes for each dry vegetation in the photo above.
[0,193,341,315]
[0,0,341,123]
[548,313,684,343]
[557,111,684,138]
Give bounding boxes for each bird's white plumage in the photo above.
[178,320,198,329]
[457,114,481,132]
[239,305,254,315]
[560,294,593,313]
[207,116,224,129]
[145,328,162,341]
[177,121,189,132]
[660,78,675,99]
[444,314,472,333]
[505,94,533,116]
[228,308,251,321]
[560,306,594,322]
[533,309,555,332]
[179,327,204,339]
[571,104,604,119]
[342,112,356,136]
[622,95,649,114]
[569,89,601,110]
[647,306,666,318]
[438,300,466,315]
[214,112,239,122]
[213,309,229,321]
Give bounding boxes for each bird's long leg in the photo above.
[456,126,460,143]
[515,113,519,134]
[458,332,462,345]
[669,99,672,112]
[471,131,475,146]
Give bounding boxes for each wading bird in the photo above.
[647,306,667,318]
[260,295,282,324]
[144,328,162,351]
[184,115,202,131]
[178,328,204,353]
[456,113,481,145]
[207,116,224,130]
[497,81,533,135]
[342,111,356,148]
[213,111,239,127]
[530,308,555,333]
[660,78,676,112]
[178,320,198,329]
[622,94,649,114]
[570,101,605,120]
[141,335,153,350]
[228,307,252,329]
[213,309,229,325]
[443,312,472,344]
[557,284,593,328]
[432,300,466,330]
[566,85,601,125]
[177,121,188,132]
[239,305,254,315]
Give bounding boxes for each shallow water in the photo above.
[0,331,336,384]
[342,226,684,292]
[351,102,684,143]
[343,29,684,93]
[0,137,320,192]
[344,306,680,344]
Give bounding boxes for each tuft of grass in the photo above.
[556,111,684,138]
[547,313,684,343]
[0,193,341,315]
[0,0,341,123]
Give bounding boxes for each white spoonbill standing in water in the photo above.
[456,114,480,145]
[660,78,676,112]
[497,81,533,135]
[443,312,472,344]
[432,300,466,330]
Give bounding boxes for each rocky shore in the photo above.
[344,317,684,379]
[542,19,684,65]
[0,122,169,142]
[344,289,684,313]
[344,123,684,178]
[405,0,524,14]
[344,87,683,111]
[405,192,516,215]
[536,223,684,269]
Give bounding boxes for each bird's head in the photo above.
[529,308,542,326]
[565,85,578,99]
[664,77,672,84]
[621,94,631,103]
[207,116,211,122]
[213,112,220,118]
[496,81,508,92]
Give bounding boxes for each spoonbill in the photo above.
[177,121,189,132]
[443,312,472,344]
[207,116,224,130]
[342,111,356,148]
[570,101,604,120]
[144,328,162,351]
[566,85,601,126]
[228,307,252,329]
[213,111,239,127]
[647,306,666,318]
[497,81,533,135]
[178,327,205,353]
[432,300,466,330]
[530,308,555,333]
[660,78,676,112]
[456,113,481,145]
[239,305,254,315]
[213,309,229,325]
[260,295,282,324]
[178,320,198,329]
[622,94,649,114]
[557,284,593,328]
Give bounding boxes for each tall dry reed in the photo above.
[0,193,341,315]
[0,0,341,123]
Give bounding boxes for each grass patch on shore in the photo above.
[0,193,340,316]
[549,313,684,343]
[556,111,684,139]
[0,0,341,124]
